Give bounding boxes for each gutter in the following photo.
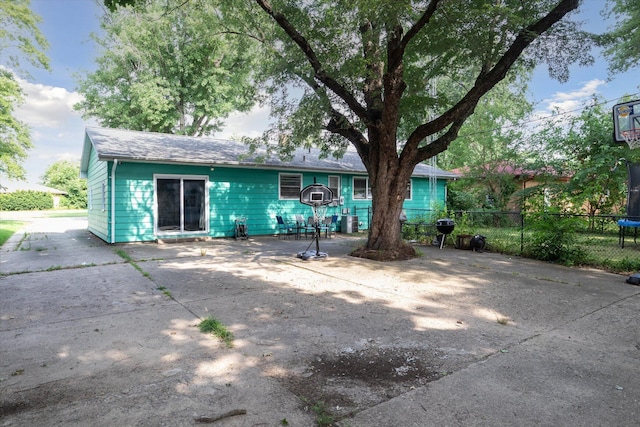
[110,159,118,244]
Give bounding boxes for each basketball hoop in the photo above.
[622,129,640,150]
[298,183,333,260]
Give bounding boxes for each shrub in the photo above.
[524,213,588,266]
[0,191,54,211]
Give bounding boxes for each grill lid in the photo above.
[436,218,454,227]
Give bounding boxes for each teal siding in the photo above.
[113,163,169,243]
[86,149,109,241]
[87,158,449,243]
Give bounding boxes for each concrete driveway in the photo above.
[1,215,639,426]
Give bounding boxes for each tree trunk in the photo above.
[354,128,417,260]
[367,178,406,251]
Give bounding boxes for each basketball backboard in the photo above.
[299,183,333,206]
[613,99,640,146]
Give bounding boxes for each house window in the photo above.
[88,187,93,210]
[328,175,340,200]
[405,180,412,200]
[353,177,371,199]
[279,173,302,199]
[101,181,106,211]
[155,175,208,234]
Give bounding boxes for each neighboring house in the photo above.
[80,127,458,243]
[0,181,67,208]
[452,163,571,211]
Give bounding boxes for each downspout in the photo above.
[111,159,119,244]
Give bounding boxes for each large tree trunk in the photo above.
[353,129,418,260]
[367,175,406,250]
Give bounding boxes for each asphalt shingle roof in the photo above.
[81,127,458,179]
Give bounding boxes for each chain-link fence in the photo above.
[368,208,640,272]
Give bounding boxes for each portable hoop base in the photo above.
[297,207,328,260]
[297,250,328,260]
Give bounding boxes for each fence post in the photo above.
[520,212,525,255]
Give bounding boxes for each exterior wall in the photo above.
[89,158,449,243]
[86,149,110,242]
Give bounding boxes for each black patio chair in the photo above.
[276,215,295,239]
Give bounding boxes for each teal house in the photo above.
[80,127,457,243]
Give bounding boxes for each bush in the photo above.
[524,213,588,266]
[0,191,54,211]
[447,188,477,211]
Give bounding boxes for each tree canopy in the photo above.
[76,0,260,136]
[599,0,640,74]
[524,98,638,219]
[0,0,49,75]
[0,0,49,180]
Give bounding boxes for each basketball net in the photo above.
[314,205,327,223]
[622,129,640,150]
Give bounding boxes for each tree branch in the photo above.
[254,0,368,120]
[401,0,441,52]
[406,0,579,148]
[325,111,370,165]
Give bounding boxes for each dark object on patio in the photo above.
[435,218,455,249]
[626,273,640,286]
[234,217,248,240]
[470,235,487,252]
[276,215,295,239]
[456,234,473,249]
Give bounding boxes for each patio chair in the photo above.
[276,215,295,239]
[305,216,317,239]
[295,214,307,239]
[320,215,338,238]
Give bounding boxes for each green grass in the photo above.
[198,316,234,348]
[0,220,27,246]
[453,227,639,273]
[156,285,173,298]
[115,249,152,278]
[299,397,336,426]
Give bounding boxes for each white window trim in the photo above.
[279,173,303,200]
[405,179,413,201]
[353,176,371,200]
[154,174,209,235]
[328,175,340,200]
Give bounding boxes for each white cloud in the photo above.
[14,76,84,128]
[5,71,91,182]
[215,104,271,140]
[540,79,606,114]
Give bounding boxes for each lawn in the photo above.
[0,220,27,247]
[468,226,639,273]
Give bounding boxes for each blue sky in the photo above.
[11,0,640,183]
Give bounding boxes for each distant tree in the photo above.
[439,70,533,210]
[41,160,87,209]
[525,98,637,227]
[0,0,50,179]
[0,71,31,179]
[75,0,259,136]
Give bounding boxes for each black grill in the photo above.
[436,218,455,235]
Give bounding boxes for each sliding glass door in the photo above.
[156,176,208,234]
